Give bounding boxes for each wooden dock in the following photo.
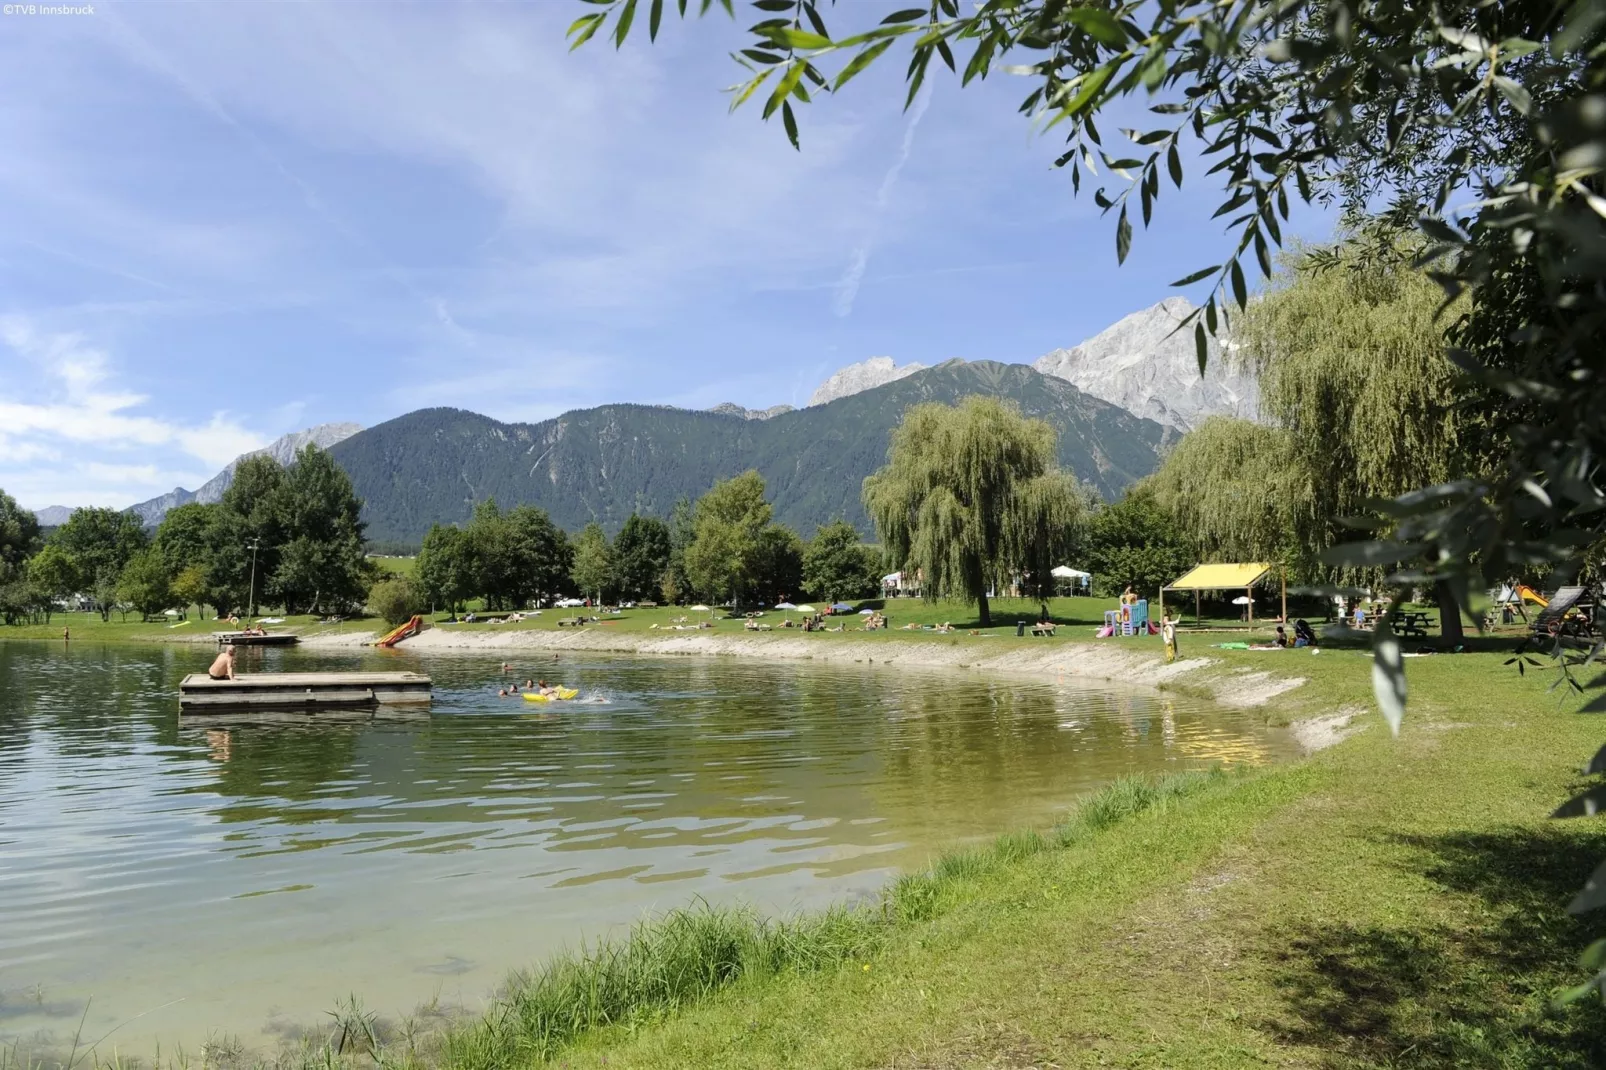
[179,671,432,711]
[213,631,300,647]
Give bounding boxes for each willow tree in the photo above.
[863,397,1085,627]
[1149,416,1307,568]
[1236,240,1472,637]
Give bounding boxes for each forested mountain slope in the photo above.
[332,360,1169,543]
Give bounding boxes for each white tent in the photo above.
[1051,566,1091,580]
[882,571,902,585]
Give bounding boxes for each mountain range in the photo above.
[33,297,1254,542]
[329,360,1169,545]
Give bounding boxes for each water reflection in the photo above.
[0,641,1297,1059]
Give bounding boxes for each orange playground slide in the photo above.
[377,614,424,648]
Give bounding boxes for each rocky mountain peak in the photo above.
[1032,298,1256,432]
[126,421,364,526]
[708,402,795,421]
[808,357,927,406]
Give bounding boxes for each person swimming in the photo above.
[537,678,559,697]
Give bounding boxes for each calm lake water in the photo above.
[0,640,1298,1059]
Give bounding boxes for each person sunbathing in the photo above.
[207,645,236,680]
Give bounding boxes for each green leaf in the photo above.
[614,0,638,47]
[741,48,785,64]
[1064,63,1116,116]
[1492,75,1532,116]
[728,66,775,110]
[1116,206,1132,264]
[764,25,833,49]
[649,0,664,40]
[881,7,926,23]
[782,99,800,150]
[1140,177,1153,225]
[1066,7,1127,48]
[904,49,930,110]
[1194,322,1208,375]
[937,39,956,72]
[962,34,996,86]
[1167,143,1183,188]
[1254,229,1271,277]
[833,39,894,91]
[567,12,606,49]
[1205,295,1217,333]
[751,0,795,9]
[764,60,806,118]
[804,2,829,37]
[1230,259,1247,307]
[1170,265,1220,286]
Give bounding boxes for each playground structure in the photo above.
[1531,586,1599,639]
[377,615,424,648]
[1160,562,1285,629]
[1101,599,1150,637]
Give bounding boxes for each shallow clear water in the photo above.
[0,641,1297,1059]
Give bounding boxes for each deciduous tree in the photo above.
[863,398,1084,627]
[613,514,672,602]
[571,522,615,604]
[802,520,881,603]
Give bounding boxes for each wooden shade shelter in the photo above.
[1160,562,1285,627]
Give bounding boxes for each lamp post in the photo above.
[246,538,261,620]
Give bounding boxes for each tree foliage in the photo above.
[803,519,882,603]
[368,576,423,627]
[47,507,149,620]
[613,513,673,601]
[749,523,805,607]
[684,471,774,605]
[863,397,1085,627]
[571,522,616,603]
[417,524,475,613]
[118,549,174,622]
[1081,486,1196,601]
[1149,417,1303,567]
[0,488,40,571]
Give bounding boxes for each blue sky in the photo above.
[0,1,1330,510]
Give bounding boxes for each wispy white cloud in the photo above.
[834,83,935,318]
[0,316,267,506]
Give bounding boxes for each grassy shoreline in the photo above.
[12,635,1606,1069]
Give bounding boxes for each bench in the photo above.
[557,617,583,627]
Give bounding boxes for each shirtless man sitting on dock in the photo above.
[207,645,236,681]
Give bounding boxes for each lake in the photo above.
[0,641,1298,1061]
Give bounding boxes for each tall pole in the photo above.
[246,538,261,620]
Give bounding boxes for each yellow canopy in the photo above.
[1164,562,1275,591]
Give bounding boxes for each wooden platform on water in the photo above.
[179,671,432,711]
[213,631,299,647]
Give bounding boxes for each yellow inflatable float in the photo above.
[523,686,579,703]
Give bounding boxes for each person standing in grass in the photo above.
[1162,614,1178,665]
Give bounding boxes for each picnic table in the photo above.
[1395,610,1437,639]
[1031,623,1057,637]
[557,617,584,628]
